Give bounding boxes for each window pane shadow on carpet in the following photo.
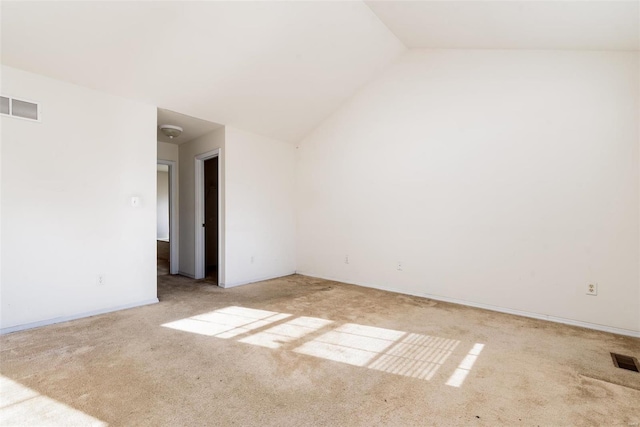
[162,306,485,387]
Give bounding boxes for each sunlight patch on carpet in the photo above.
[446,343,485,387]
[0,376,107,426]
[239,316,333,349]
[162,306,484,385]
[294,323,405,366]
[294,324,461,380]
[368,333,461,380]
[162,306,291,338]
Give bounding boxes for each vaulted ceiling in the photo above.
[366,1,639,50]
[2,1,638,143]
[0,1,404,143]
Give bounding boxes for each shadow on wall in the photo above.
[162,306,484,387]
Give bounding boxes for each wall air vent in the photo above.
[0,95,40,122]
[0,96,9,115]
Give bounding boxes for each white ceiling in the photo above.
[366,1,640,50]
[2,1,637,145]
[1,1,404,143]
[157,108,222,145]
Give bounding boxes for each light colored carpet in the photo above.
[1,274,638,426]
[157,241,170,276]
[157,241,170,262]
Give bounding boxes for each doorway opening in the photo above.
[204,157,218,282]
[157,160,178,276]
[195,148,221,284]
[157,164,170,275]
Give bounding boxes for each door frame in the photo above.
[194,148,222,282]
[157,160,178,274]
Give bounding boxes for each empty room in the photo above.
[1,1,639,426]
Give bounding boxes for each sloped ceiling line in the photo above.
[2,1,637,144]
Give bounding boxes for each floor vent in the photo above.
[611,353,640,372]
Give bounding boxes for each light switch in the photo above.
[131,196,140,207]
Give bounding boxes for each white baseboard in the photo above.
[296,271,640,338]
[0,298,159,335]
[177,271,197,279]
[222,271,297,289]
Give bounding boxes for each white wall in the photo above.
[176,126,296,287]
[1,66,158,332]
[296,50,640,334]
[157,141,178,162]
[156,171,169,240]
[224,127,296,287]
[178,128,225,279]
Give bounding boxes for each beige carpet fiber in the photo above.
[1,274,639,426]
[157,240,170,277]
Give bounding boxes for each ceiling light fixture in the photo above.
[159,124,183,139]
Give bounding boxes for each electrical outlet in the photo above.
[345,255,349,264]
[97,274,106,286]
[397,261,402,271]
[586,283,597,296]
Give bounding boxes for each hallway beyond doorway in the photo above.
[157,240,170,276]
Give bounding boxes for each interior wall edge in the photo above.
[177,271,197,279]
[0,298,159,335]
[221,271,297,289]
[296,271,640,338]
